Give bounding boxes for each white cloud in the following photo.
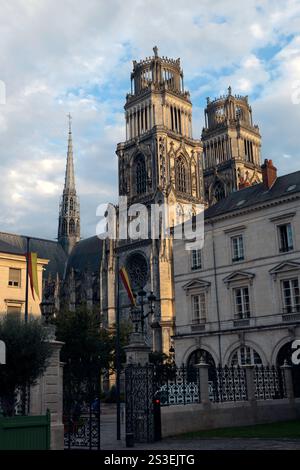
[0,0,300,237]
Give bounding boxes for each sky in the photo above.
[0,0,300,240]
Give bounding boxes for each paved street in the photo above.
[99,405,300,451]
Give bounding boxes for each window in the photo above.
[278,223,293,252]
[8,268,21,287]
[234,286,250,319]
[231,346,262,366]
[213,180,225,202]
[7,305,22,318]
[136,157,147,194]
[192,293,206,323]
[191,249,202,270]
[282,278,300,313]
[69,219,75,234]
[231,235,244,262]
[176,157,187,193]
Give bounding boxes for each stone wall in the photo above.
[161,399,300,437]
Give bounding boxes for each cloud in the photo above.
[0,0,300,238]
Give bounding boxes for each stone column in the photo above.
[281,362,295,402]
[243,365,256,403]
[30,337,64,450]
[195,361,210,406]
[124,332,151,366]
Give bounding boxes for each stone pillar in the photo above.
[281,362,295,402]
[30,338,64,450]
[195,361,210,405]
[124,332,151,366]
[243,365,256,403]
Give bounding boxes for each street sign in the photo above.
[0,340,6,365]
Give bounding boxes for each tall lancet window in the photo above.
[176,156,187,193]
[213,180,226,202]
[69,219,75,234]
[136,156,147,194]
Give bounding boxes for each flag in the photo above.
[119,266,136,306]
[27,252,39,300]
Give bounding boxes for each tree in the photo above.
[0,316,52,416]
[54,308,115,409]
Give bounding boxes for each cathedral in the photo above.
[0,47,265,355]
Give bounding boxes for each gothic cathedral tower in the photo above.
[58,115,80,255]
[202,87,262,206]
[114,47,204,354]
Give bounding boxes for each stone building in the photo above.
[173,160,300,369]
[202,87,262,205]
[100,47,205,353]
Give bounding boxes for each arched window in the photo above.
[175,156,187,193]
[213,180,226,202]
[136,156,147,194]
[69,219,75,234]
[62,219,67,236]
[70,198,74,211]
[230,346,262,366]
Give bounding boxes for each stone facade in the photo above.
[173,164,300,368]
[101,47,205,354]
[202,87,262,206]
[0,249,48,316]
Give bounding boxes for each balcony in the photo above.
[191,319,206,332]
[282,307,300,322]
[233,314,250,328]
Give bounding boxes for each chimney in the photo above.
[261,159,277,189]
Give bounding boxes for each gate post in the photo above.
[195,360,210,405]
[124,331,151,366]
[243,365,256,403]
[281,361,295,402]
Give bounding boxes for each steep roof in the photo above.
[0,232,67,278]
[66,235,103,275]
[204,170,300,220]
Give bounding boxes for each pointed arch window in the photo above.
[175,156,187,193]
[213,180,226,202]
[62,219,67,236]
[136,156,147,194]
[70,198,74,212]
[69,219,75,234]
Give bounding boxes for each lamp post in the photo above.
[130,290,157,335]
[40,299,56,340]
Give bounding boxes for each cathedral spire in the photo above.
[58,114,80,255]
[64,113,75,191]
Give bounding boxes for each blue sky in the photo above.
[0,0,300,239]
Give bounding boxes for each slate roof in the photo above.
[204,170,300,220]
[65,235,103,275]
[0,232,67,278]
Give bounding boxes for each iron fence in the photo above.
[154,364,201,406]
[151,364,288,406]
[254,365,286,400]
[210,365,247,403]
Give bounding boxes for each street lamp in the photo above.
[40,299,55,324]
[130,290,157,335]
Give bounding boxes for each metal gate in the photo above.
[125,364,157,443]
[63,362,101,450]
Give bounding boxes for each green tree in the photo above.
[0,316,52,416]
[54,308,115,409]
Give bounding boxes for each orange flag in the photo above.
[27,252,39,300]
[119,266,136,306]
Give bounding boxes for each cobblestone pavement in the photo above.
[100,407,300,451]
